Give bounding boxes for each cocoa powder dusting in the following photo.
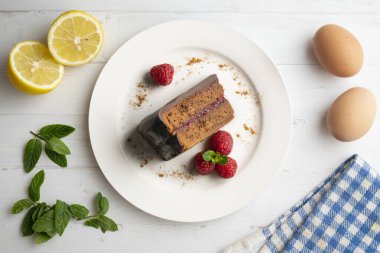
[243,124,256,135]
[235,90,250,96]
[129,82,150,109]
[218,64,228,70]
[136,151,153,168]
[254,94,262,106]
[156,167,197,180]
[186,57,203,66]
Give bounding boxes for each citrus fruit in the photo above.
[47,10,104,66]
[8,41,64,95]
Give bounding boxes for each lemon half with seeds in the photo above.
[8,41,64,95]
[48,10,104,66]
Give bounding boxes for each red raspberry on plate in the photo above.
[150,63,174,86]
[194,152,215,175]
[209,130,233,155]
[215,157,237,179]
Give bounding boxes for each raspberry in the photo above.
[215,157,237,179]
[209,130,233,155]
[194,152,214,175]
[150,63,174,86]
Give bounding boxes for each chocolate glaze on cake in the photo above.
[138,74,234,160]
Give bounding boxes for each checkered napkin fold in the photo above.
[221,155,380,253]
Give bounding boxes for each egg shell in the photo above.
[327,87,376,142]
[313,24,363,77]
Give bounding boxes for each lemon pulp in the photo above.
[47,10,104,66]
[8,41,64,94]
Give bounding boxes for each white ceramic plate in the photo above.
[89,20,291,222]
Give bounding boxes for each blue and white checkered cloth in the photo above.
[221,155,380,253]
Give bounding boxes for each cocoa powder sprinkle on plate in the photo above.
[129,82,151,109]
[136,151,153,168]
[186,57,203,65]
[156,169,196,180]
[243,124,256,135]
[235,90,250,96]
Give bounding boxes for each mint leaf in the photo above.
[70,204,89,220]
[35,232,51,244]
[12,199,34,214]
[84,218,100,229]
[211,158,219,164]
[45,146,67,167]
[218,155,228,165]
[95,192,109,215]
[84,216,118,233]
[39,124,75,139]
[23,139,42,173]
[54,200,71,236]
[202,150,215,162]
[22,206,38,236]
[45,137,71,155]
[97,215,118,233]
[32,209,55,236]
[32,203,48,222]
[28,170,45,202]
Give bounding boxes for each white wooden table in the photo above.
[1,1,380,252]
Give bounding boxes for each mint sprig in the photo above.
[11,170,119,244]
[202,150,228,165]
[24,124,75,173]
[82,192,118,233]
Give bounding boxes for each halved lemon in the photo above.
[47,10,104,66]
[8,41,64,95]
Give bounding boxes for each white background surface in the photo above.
[1,1,380,252]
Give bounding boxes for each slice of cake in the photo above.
[138,74,234,160]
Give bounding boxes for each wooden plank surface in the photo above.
[1,0,380,13]
[1,1,380,252]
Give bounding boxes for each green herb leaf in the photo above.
[202,150,215,162]
[45,146,67,167]
[45,137,71,155]
[95,192,109,215]
[69,204,89,220]
[23,139,42,173]
[97,215,118,233]
[84,218,100,229]
[211,157,219,164]
[32,209,55,236]
[28,170,45,202]
[32,203,48,222]
[39,124,75,139]
[54,200,71,236]
[218,155,228,165]
[12,199,34,214]
[35,232,51,244]
[22,206,38,236]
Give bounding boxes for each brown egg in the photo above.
[313,24,363,77]
[327,87,376,141]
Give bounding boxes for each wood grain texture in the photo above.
[1,0,380,13]
[1,1,380,252]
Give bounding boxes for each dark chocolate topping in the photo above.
[137,111,182,161]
